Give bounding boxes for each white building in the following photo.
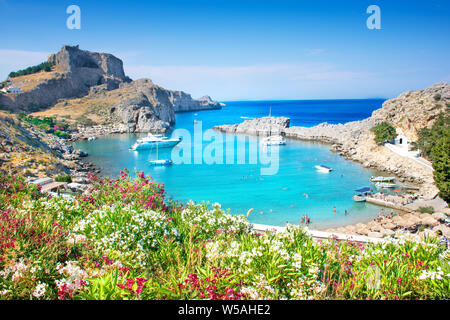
[393,131,409,150]
[6,86,23,94]
[386,129,420,158]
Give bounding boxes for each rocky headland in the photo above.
[1,45,221,136]
[0,45,222,179]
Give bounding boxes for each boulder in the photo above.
[368,231,384,238]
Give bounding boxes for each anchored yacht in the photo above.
[131,134,181,151]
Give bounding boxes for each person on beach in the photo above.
[333,207,336,213]
[344,209,347,216]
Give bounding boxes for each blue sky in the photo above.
[0,0,449,100]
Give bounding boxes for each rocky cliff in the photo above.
[0,45,221,133]
[0,111,95,179]
[214,82,450,198]
[0,45,131,112]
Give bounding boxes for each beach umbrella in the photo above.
[382,222,396,230]
[422,217,439,227]
[408,215,422,224]
[356,226,369,236]
[381,229,395,236]
[370,223,383,232]
[419,213,432,222]
[336,227,347,234]
[397,218,414,228]
[394,190,400,193]
[368,231,384,239]
[367,221,378,228]
[432,212,446,221]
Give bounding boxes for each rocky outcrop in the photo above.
[171,94,222,112]
[215,117,290,136]
[2,45,222,134]
[0,45,131,112]
[61,78,222,135]
[0,112,97,178]
[214,82,450,198]
[112,81,221,133]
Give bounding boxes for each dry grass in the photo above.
[7,66,67,92]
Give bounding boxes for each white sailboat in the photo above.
[147,140,172,166]
[260,106,286,146]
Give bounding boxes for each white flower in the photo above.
[32,282,47,298]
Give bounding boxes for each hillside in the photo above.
[0,111,93,178]
[0,45,221,134]
[33,79,221,134]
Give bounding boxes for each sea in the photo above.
[73,99,392,229]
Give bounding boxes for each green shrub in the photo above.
[418,206,435,214]
[371,122,397,145]
[55,174,72,183]
[434,94,441,101]
[54,130,70,139]
[8,61,54,78]
[416,113,449,158]
[431,130,450,203]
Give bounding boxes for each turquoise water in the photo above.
[73,99,389,229]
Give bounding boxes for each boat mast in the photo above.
[269,106,272,136]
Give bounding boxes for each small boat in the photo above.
[131,133,181,151]
[260,135,286,146]
[193,120,199,124]
[376,182,397,188]
[87,136,97,141]
[148,159,172,166]
[315,165,333,173]
[147,139,172,166]
[370,176,395,182]
[353,187,372,202]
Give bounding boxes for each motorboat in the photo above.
[260,135,286,146]
[315,165,333,173]
[131,133,181,151]
[376,182,397,188]
[370,176,395,182]
[353,187,372,202]
[148,159,173,166]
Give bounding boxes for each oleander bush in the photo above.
[0,170,449,300]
